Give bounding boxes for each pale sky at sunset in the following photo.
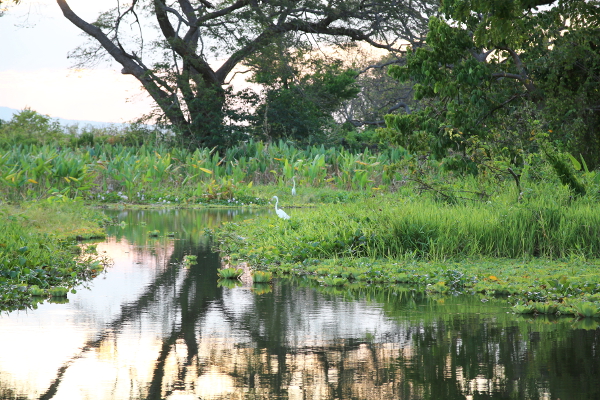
[0,0,154,123]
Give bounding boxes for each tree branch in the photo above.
[56,0,187,125]
[153,0,219,84]
[495,45,537,93]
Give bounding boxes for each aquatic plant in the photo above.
[547,275,575,297]
[0,202,108,311]
[322,276,348,287]
[47,287,69,297]
[28,285,46,296]
[533,302,558,315]
[252,271,273,283]
[217,267,244,279]
[183,255,197,268]
[1,139,410,203]
[512,304,535,314]
[570,301,600,318]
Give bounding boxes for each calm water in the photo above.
[0,208,598,400]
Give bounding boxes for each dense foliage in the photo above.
[384,0,600,170]
[249,58,360,144]
[1,108,599,206]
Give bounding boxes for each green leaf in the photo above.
[567,153,581,171]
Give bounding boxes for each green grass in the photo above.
[0,200,109,311]
[214,196,600,312]
[218,197,600,261]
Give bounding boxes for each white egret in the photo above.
[272,196,290,220]
[291,176,296,196]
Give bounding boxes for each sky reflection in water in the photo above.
[0,208,598,400]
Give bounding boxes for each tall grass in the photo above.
[218,197,600,261]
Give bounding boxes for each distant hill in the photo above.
[0,106,129,128]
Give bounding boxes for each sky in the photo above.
[0,0,154,123]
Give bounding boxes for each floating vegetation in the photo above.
[252,271,273,283]
[512,299,600,318]
[148,230,160,237]
[512,304,535,314]
[28,285,46,296]
[217,267,244,279]
[322,277,348,287]
[183,255,197,268]
[533,302,558,315]
[84,244,98,254]
[0,202,109,311]
[569,301,600,318]
[47,287,69,297]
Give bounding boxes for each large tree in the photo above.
[384,0,600,167]
[56,0,437,148]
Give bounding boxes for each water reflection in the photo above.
[0,208,598,400]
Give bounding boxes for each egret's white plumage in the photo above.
[272,196,290,220]
[291,176,296,196]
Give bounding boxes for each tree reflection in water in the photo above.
[0,208,598,400]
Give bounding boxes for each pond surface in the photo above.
[0,208,598,400]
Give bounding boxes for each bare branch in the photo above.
[495,45,537,93]
[357,58,404,75]
[153,0,219,84]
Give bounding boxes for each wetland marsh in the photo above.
[0,208,598,400]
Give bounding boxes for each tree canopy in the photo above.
[384,0,600,168]
[56,0,437,149]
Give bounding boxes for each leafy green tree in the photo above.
[56,0,437,149]
[249,51,360,144]
[0,109,66,147]
[384,0,600,168]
